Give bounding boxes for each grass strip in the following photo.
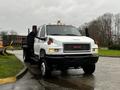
[99,49,120,57]
[0,55,24,78]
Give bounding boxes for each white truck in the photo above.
[23,23,99,77]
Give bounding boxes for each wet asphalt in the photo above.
[0,50,120,90]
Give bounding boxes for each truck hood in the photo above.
[48,36,94,43]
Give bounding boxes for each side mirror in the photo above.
[85,28,89,37]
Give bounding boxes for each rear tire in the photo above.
[82,64,95,75]
[23,48,30,62]
[60,67,68,75]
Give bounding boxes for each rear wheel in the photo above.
[82,64,95,75]
[60,67,68,75]
[23,50,25,60]
[23,48,30,62]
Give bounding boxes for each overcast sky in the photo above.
[0,0,120,35]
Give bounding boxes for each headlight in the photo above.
[92,48,98,53]
[48,48,59,53]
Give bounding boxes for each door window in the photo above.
[40,26,45,37]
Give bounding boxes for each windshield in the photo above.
[46,25,81,36]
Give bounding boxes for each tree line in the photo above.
[0,30,17,46]
[80,13,120,49]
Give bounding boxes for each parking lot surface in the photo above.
[0,50,120,90]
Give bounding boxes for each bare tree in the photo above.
[113,14,120,45]
[0,31,8,46]
[82,13,113,47]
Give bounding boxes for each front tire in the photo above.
[60,67,68,75]
[40,60,51,77]
[39,50,51,77]
[40,61,46,76]
[82,64,95,75]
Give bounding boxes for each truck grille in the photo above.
[63,43,90,53]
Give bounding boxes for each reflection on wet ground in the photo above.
[26,57,120,90]
[26,63,95,90]
[43,73,95,90]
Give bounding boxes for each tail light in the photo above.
[47,38,53,45]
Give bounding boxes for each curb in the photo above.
[100,55,120,58]
[0,61,27,85]
[16,62,28,80]
[0,77,16,85]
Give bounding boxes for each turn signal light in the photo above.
[47,38,53,45]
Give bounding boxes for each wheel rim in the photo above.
[41,62,46,76]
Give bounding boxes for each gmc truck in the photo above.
[23,23,99,77]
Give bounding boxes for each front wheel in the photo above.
[40,61,46,76]
[40,60,51,77]
[82,64,95,75]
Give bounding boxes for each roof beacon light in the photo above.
[57,20,62,25]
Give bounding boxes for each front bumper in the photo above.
[45,54,99,67]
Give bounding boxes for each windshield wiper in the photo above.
[50,34,80,36]
[50,34,62,36]
[65,34,79,36]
